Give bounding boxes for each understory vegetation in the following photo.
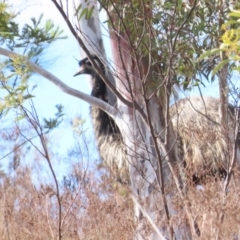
[1,0,240,239]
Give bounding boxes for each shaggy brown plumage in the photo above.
[170,96,240,183]
[74,56,239,185]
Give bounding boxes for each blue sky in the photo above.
[7,1,113,147]
[2,0,103,180]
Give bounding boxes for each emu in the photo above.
[74,55,240,185]
[170,96,240,184]
[73,55,128,182]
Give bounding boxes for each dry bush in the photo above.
[81,176,134,240]
[0,109,134,240]
[0,164,134,240]
[168,170,240,239]
[1,101,240,239]
[2,122,240,240]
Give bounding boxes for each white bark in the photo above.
[73,1,184,239]
[73,0,116,106]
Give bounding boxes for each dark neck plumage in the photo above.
[91,75,107,101]
[90,59,107,101]
[90,60,120,136]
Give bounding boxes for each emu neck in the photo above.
[91,74,107,101]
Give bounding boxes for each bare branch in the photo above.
[0,47,118,118]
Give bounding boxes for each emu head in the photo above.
[73,55,107,99]
[73,55,105,77]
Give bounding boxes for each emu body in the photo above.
[170,96,240,183]
[74,56,240,185]
[74,56,127,182]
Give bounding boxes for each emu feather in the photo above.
[170,96,240,181]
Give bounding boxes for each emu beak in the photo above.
[73,65,85,77]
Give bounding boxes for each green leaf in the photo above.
[212,59,230,76]
[198,48,224,61]
[231,66,240,71]
[78,8,88,20]
[23,94,34,100]
[103,19,110,24]
[228,12,240,18]
[223,20,239,27]
[15,115,25,121]
[75,3,82,16]
[86,6,94,20]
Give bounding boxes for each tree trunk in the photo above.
[74,0,117,106]
[74,0,187,238]
[107,4,188,238]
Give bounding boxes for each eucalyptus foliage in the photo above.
[0,2,65,128]
[99,0,231,90]
[200,9,240,74]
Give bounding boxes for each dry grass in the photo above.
[2,98,240,239]
[0,121,135,240]
[0,165,135,240]
[1,143,240,239]
[167,170,240,239]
